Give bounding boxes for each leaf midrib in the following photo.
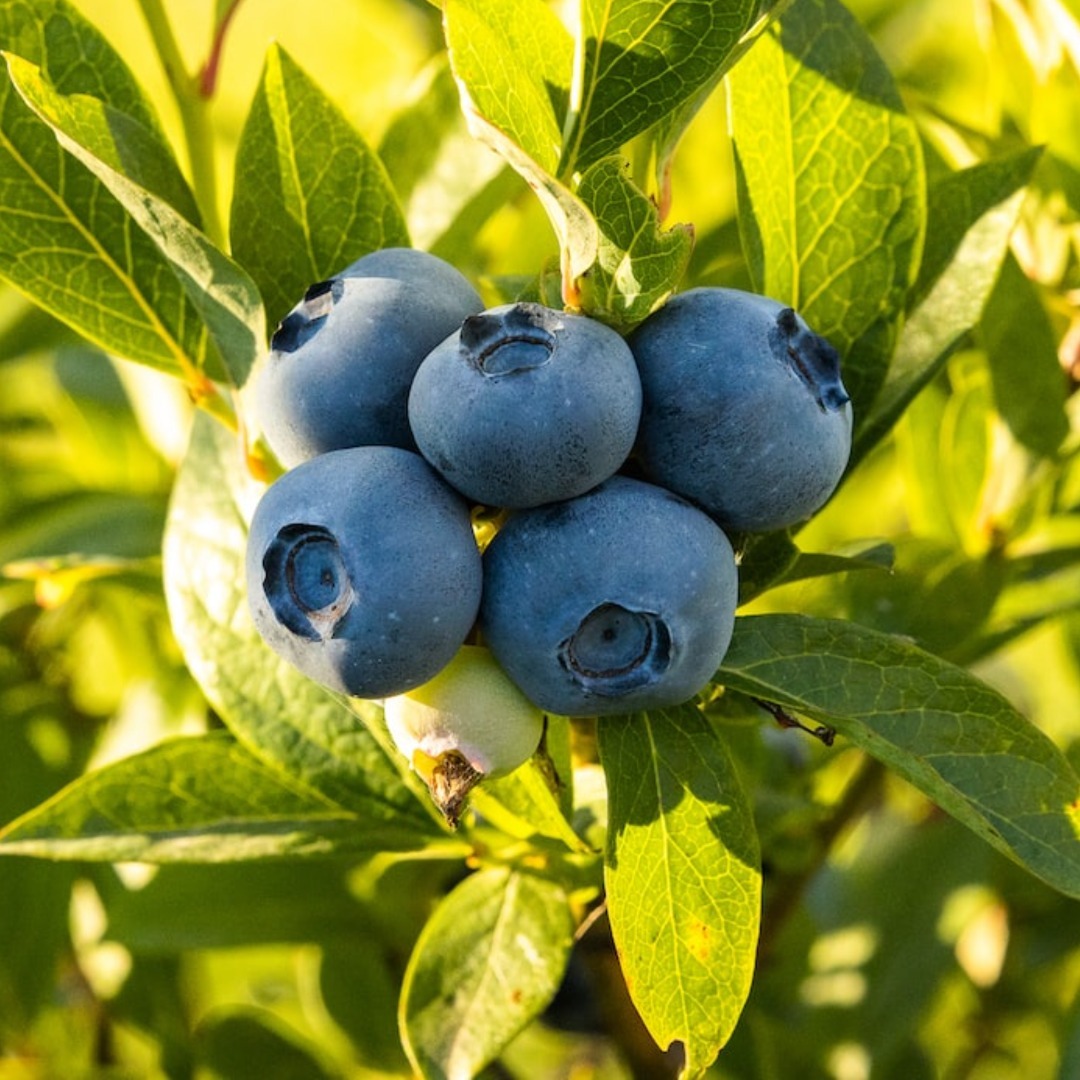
[0,106,192,370]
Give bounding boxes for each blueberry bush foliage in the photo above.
[1,0,1079,1077]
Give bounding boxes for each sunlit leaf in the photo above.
[728,0,925,416]
[6,54,264,387]
[400,866,574,1080]
[0,54,197,221]
[0,0,165,133]
[0,74,226,381]
[230,44,409,332]
[598,704,761,1076]
[472,751,591,853]
[649,0,796,203]
[563,0,758,174]
[443,0,597,287]
[575,155,693,330]
[444,0,570,177]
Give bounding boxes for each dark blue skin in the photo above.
[408,302,642,508]
[246,446,482,699]
[628,287,853,533]
[251,248,484,468]
[480,477,738,716]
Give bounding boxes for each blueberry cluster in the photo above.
[244,247,852,762]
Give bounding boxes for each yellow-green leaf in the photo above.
[400,866,574,1080]
[564,0,758,174]
[230,44,409,332]
[599,705,761,1076]
[728,0,925,416]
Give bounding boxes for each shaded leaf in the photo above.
[400,866,574,1080]
[735,529,799,605]
[728,0,924,417]
[598,705,761,1076]
[854,149,1040,463]
[195,1009,336,1080]
[980,253,1069,457]
[0,691,78,1038]
[321,935,411,1072]
[103,862,366,950]
[230,44,410,332]
[0,284,79,360]
[718,614,1080,898]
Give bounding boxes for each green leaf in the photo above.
[980,253,1070,458]
[444,0,571,178]
[853,149,1040,463]
[782,540,896,584]
[230,44,410,332]
[563,0,758,175]
[574,156,693,331]
[0,287,79,361]
[0,0,165,134]
[0,0,256,385]
[3,60,198,223]
[195,1009,336,1080]
[400,865,574,1080]
[0,699,78,1038]
[321,936,411,1072]
[718,614,1080,898]
[0,732,436,863]
[728,0,925,417]
[734,529,799,605]
[102,863,366,950]
[0,73,229,382]
[5,54,264,387]
[162,412,441,834]
[598,705,761,1076]
[443,0,598,287]
[648,0,796,202]
[472,755,592,854]
[0,491,165,565]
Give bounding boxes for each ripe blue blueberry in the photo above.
[246,446,482,699]
[408,302,642,508]
[250,247,484,468]
[479,477,738,716]
[628,287,853,533]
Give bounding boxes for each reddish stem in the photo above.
[198,0,244,98]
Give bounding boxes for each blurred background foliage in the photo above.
[0,0,1079,1077]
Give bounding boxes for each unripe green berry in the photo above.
[383,644,544,824]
